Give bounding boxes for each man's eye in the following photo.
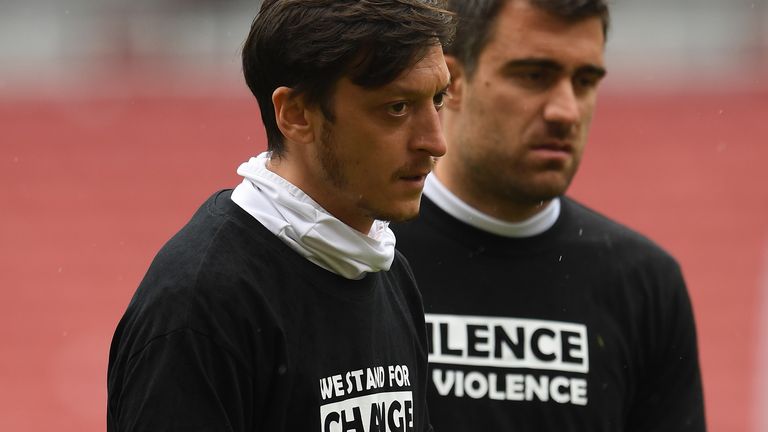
[512,69,555,88]
[575,74,602,90]
[433,91,447,110]
[522,71,551,84]
[387,102,409,116]
[524,72,542,81]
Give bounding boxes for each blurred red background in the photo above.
[1,76,766,431]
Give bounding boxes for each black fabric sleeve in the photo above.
[108,329,254,432]
[626,260,706,432]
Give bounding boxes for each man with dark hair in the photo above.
[107,1,453,430]
[392,0,707,430]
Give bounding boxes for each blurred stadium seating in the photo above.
[1,0,766,430]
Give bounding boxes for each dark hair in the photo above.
[243,0,455,156]
[446,0,610,78]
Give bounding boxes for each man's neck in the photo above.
[422,173,560,238]
[433,169,551,223]
[267,155,374,234]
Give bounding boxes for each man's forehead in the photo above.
[370,47,450,96]
[482,5,605,69]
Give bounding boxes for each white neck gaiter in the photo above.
[424,174,560,238]
[230,152,396,280]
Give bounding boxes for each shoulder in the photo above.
[115,191,300,361]
[560,196,680,271]
[139,192,287,307]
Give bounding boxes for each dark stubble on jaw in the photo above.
[318,119,347,189]
[319,118,417,224]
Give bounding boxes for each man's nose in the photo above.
[412,106,447,157]
[543,79,580,126]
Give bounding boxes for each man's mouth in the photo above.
[399,173,429,183]
[395,160,435,182]
[531,140,573,153]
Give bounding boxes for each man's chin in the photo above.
[371,202,421,224]
[525,172,575,198]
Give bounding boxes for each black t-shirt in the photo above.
[392,196,705,432]
[108,190,432,432]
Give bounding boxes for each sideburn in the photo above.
[318,119,347,189]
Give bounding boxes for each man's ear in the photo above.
[445,56,465,110]
[272,87,314,145]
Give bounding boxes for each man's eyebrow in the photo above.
[383,81,451,98]
[503,58,607,77]
[577,64,607,78]
[503,58,564,72]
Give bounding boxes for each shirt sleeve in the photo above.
[626,261,707,431]
[108,329,254,432]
